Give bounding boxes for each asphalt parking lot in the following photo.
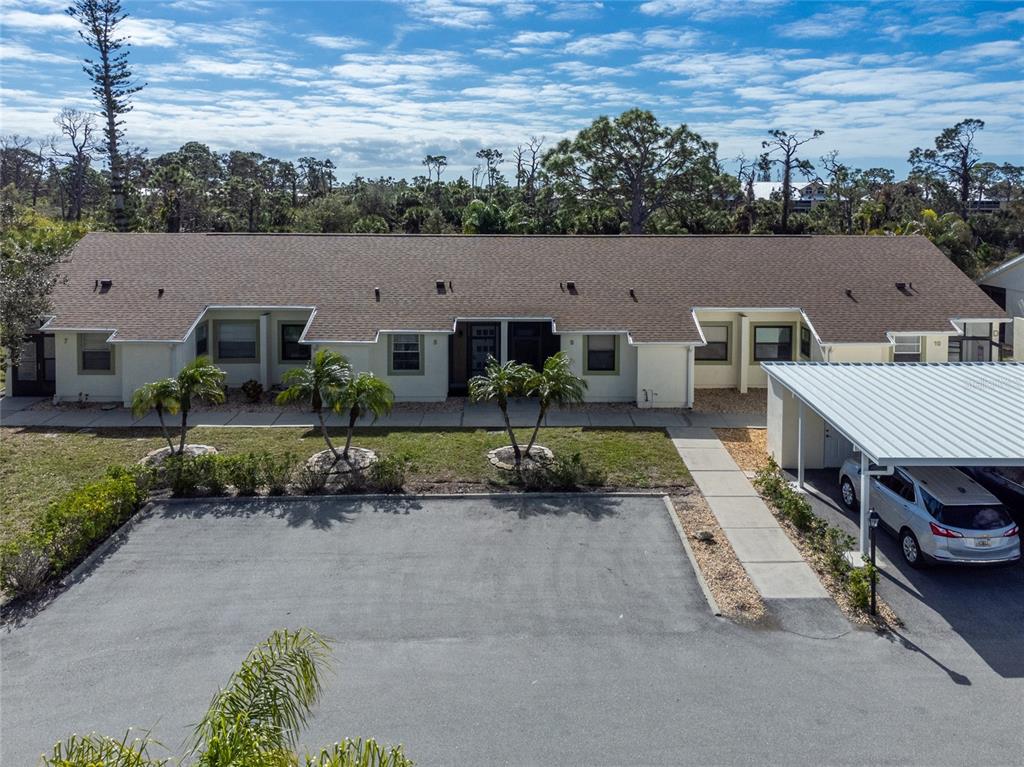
[3,495,1023,766]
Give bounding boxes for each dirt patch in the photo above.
[693,388,767,414]
[670,491,767,625]
[714,428,769,472]
[487,444,553,470]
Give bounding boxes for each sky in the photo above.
[1,0,1022,180]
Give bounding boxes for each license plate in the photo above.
[974,537,992,547]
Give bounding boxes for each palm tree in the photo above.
[523,352,587,456]
[131,378,181,453]
[333,372,394,460]
[276,349,352,461]
[175,356,227,454]
[468,355,532,468]
[42,628,413,767]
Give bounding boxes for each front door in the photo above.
[11,333,56,397]
[469,323,500,378]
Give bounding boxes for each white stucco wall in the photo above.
[53,331,122,403]
[767,378,827,470]
[119,343,176,405]
[559,332,637,402]
[195,308,314,387]
[693,310,811,390]
[320,332,449,402]
[635,344,691,408]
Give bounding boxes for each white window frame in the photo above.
[78,333,115,375]
[893,335,922,363]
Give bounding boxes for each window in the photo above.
[216,320,259,362]
[878,471,915,503]
[195,322,208,356]
[695,324,729,362]
[893,335,921,363]
[389,334,422,374]
[280,323,310,362]
[585,334,617,373]
[800,326,812,358]
[78,333,114,374]
[753,326,793,362]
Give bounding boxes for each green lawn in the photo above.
[0,426,691,544]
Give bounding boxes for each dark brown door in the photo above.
[11,333,55,397]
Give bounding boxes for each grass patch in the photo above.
[0,425,690,543]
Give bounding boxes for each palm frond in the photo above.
[304,738,413,767]
[187,628,333,760]
[43,730,167,767]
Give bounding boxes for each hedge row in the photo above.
[754,457,874,612]
[1,467,147,599]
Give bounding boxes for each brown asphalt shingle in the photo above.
[47,233,1005,344]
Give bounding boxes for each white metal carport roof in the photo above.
[762,362,1024,467]
[762,362,1024,554]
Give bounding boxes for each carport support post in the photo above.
[859,452,870,555]
[796,400,805,490]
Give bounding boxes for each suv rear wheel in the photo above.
[900,528,928,569]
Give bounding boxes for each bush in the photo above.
[847,563,874,611]
[241,379,264,403]
[294,463,330,494]
[262,452,296,495]
[0,540,51,596]
[225,453,262,496]
[367,455,406,493]
[522,452,606,491]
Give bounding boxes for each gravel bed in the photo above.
[692,388,767,414]
[670,491,766,624]
[713,428,769,472]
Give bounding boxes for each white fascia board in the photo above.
[977,252,1024,283]
[692,305,823,345]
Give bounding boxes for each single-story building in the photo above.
[5,233,1011,408]
[977,252,1024,360]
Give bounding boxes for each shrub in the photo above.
[523,452,606,491]
[225,453,262,495]
[294,462,330,494]
[0,539,51,596]
[847,563,874,611]
[367,455,406,493]
[241,379,264,403]
[164,455,201,497]
[305,738,413,767]
[262,451,296,495]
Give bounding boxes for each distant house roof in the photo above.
[978,252,1024,284]
[46,233,1005,345]
[750,181,825,201]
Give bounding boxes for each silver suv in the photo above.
[839,462,1020,567]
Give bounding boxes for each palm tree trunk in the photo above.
[317,408,340,461]
[343,409,358,459]
[525,406,546,456]
[178,408,189,454]
[501,405,521,467]
[156,406,174,453]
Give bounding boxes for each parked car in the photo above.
[838,462,1020,568]
[957,466,1024,526]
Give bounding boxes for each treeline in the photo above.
[2,109,1022,277]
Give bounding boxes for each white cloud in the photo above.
[774,6,866,39]
[790,66,973,97]
[638,0,785,22]
[641,28,700,48]
[547,2,604,22]
[402,0,496,29]
[565,31,638,55]
[510,30,570,45]
[0,40,76,64]
[331,51,474,85]
[307,35,366,50]
[949,40,1024,64]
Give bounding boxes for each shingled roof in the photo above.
[46,233,1005,345]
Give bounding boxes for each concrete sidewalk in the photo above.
[1,396,766,430]
[667,426,848,636]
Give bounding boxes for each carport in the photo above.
[762,362,1024,553]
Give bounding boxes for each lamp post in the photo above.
[869,510,880,616]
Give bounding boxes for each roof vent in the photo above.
[436,280,446,295]
[629,288,638,302]
[896,282,913,296]
[845,288,857,302]
[157,288,164,298]
[96,278,112,293]
[566,281,578,295]
[374,287,381,302]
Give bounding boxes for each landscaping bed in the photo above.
[0,426,691,545]
[714,427,769,472]
[670,493,766,624]
[692,388,767,414]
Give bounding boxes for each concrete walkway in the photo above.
[667,426,849,636]
[1,396,766,430]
